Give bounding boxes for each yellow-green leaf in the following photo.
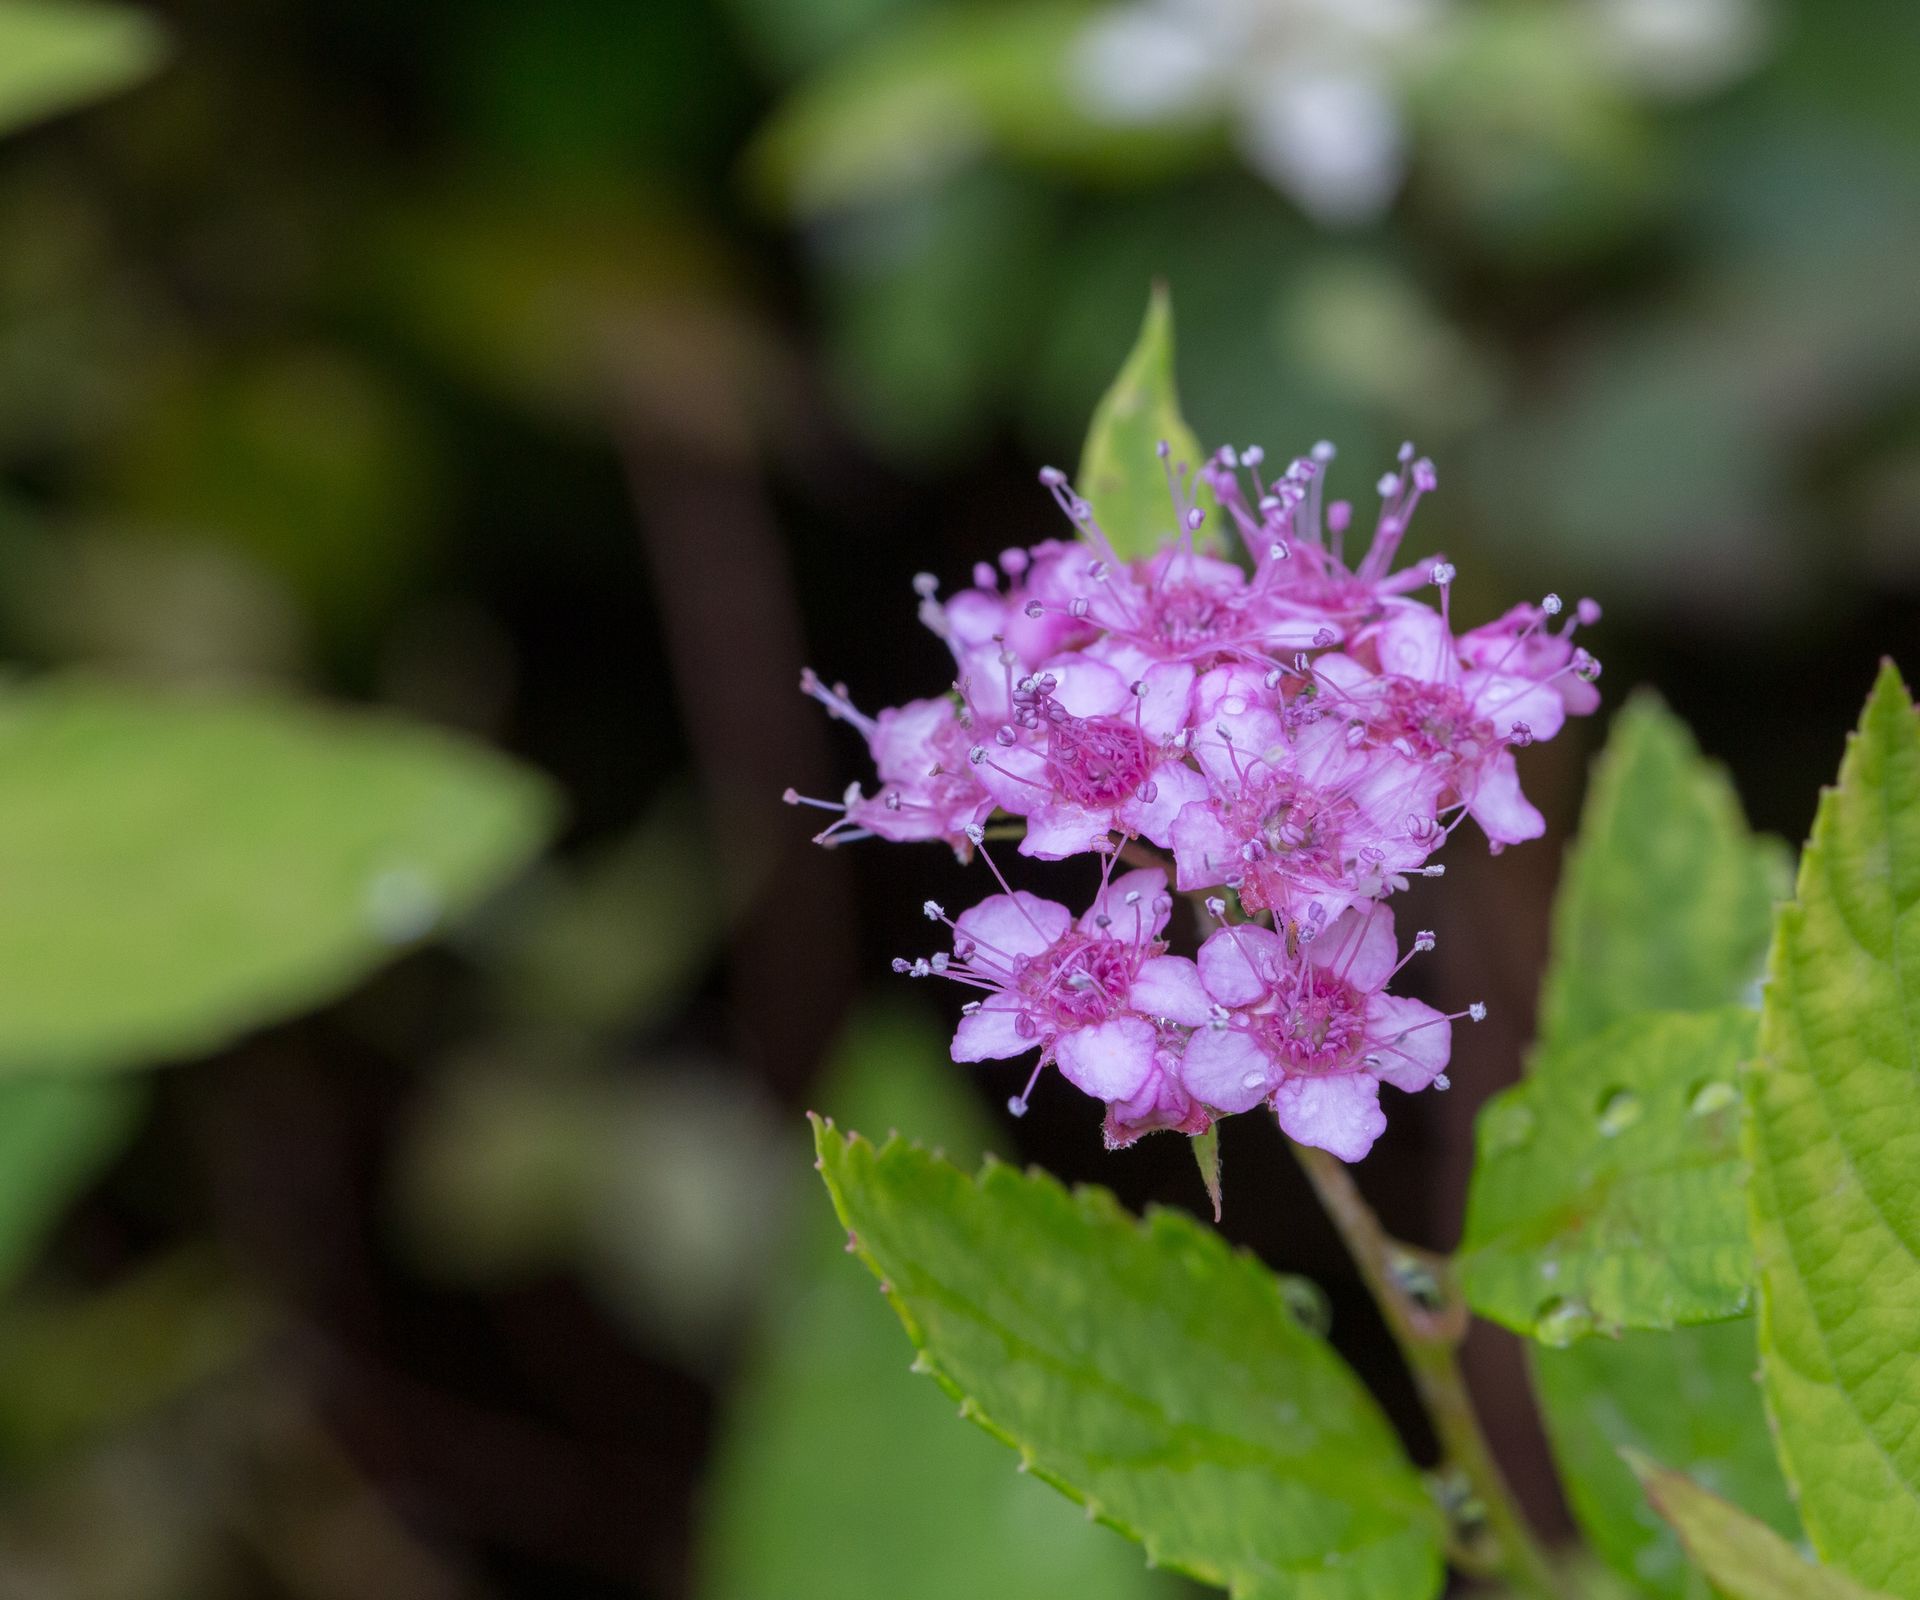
[1747,660,1920,1594]
[1627,1453,1893,1600]
[0,677,557,1075]
[0,0,165,138]
[1077,284,1212,561]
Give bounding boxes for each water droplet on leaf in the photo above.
[1483,1099,1536,1153]
[1534,1296,1595,1347]
[1596,1087,1643,1136]
[1280,1276,1333,1337]
[1689,1079,1739,1116]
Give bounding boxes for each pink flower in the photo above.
[1170,664,1445,927]
[961,654,1209,858]
[1179,903,1466,1161]
[912,867,1212,1140]
[789,674,992,853]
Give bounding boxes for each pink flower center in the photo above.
[1250,963,1365,1073]
[1045,715,1153,808]
[1370,679,1493,763]
[1015,934,1140,1027]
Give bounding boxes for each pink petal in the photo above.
[1371,605,1454,685]
[1020,802,1114,859]
[970,742,1047,816]
[1305,902,1398,992]
[1464,670,1567,744]
[1273,1073,1386,1161]
[1365,994,1451,1092]
[1465,752,1545,845]
[1134,661,1197,741]
[1171,802,1239,891]
[953,892,1070,964]
[1043,653,1131,718]
[952,1003,1035,1062]
[1180,1025,1276,1113]
[1119,757,1209,848]
[1197,923,1285,1009]
[1079,867,1170,938]
[1128,955,1212,1027]
[1054,1017,1158,1103]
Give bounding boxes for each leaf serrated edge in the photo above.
[809,1114,1429,1598]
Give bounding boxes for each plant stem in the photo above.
[1290,1141,1565,1600]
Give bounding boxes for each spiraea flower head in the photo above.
[793,435,1598,1165]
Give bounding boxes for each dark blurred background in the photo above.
[0,0,1915,1595]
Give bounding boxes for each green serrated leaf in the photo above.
[1627,1454,1893,1600]
[1076,284,1212,561]
[813,1119,1445,1600]
[0,0,166,138]
[1459,1007,1757,1337]
[1531,1323,1798,1599]
[701,1008,1178,1600]
[1539,692,1790,1053]
[1191,1123,1223,1223]
[0,1074,143,1289]
[1747,660,1920,1594]
[0,677,557,1076]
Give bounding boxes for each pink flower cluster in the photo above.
[789,443,1598,1161]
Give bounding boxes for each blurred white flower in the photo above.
[1069,0,1444,226]
[1068,0,1770,225]
[1589,0,1769,99]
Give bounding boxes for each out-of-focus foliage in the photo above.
[1748,663,1920,1595]
[1472,692,1796,1591]
[1629,1455,1894,1600]
[0,679,556,1076]
[0,1074,142,1289]
[701,1007,1181,1600]
[0,0,164,138]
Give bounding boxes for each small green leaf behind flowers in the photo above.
[1076,284,1215,562]
[814,1118,1447,1600]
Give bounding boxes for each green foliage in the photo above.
[1077,285,1212,561]
[701,1008,1178,1600]
[1532,1324,1797,1599]
[814,1121,1446,1600]
[1472,694,1797,1590]
[746,3,1213,216]
[1459,1006,1757,1336]
[0,677,557,1076]
[0,0,164,138]
[1747,661,1920,1595]
[1538,692,1789,1051]
[0,1074,142,1289]
[1627,1454,1893,1600]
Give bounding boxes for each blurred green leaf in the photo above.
[0,0,165,139]
[701,1007,1180,1600]
[0,1073,142,1290]
[1748,662,1920,1594]
[1532,1324,1797,1599]
[1077,284,1211,560]
[108,349,444,636]
[1627,1455,1892,1600]
[813,1119,1446,1599]
[747,2,1214,216]
[0,677,557,1075]
[1460,1007,1757,1338]
[0,1250,268,1468]
[493,791,724,1034]
[1539,693,1789,1053]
